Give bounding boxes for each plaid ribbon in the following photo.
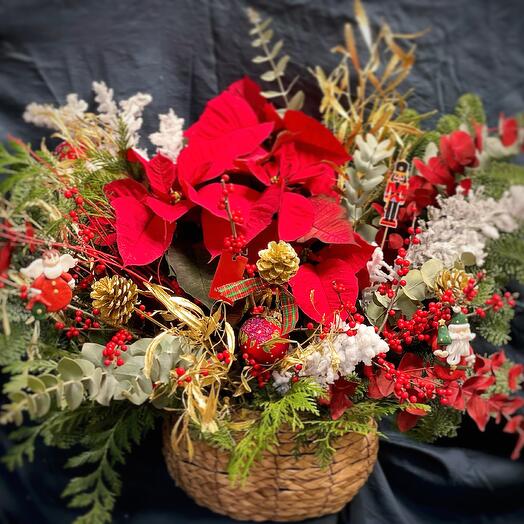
[216,278,298,335]
[216,277,268,300]
[278,289,298,335]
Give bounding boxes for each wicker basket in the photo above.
[163,421,379,522]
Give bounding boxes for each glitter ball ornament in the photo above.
[256,241,300,285]
[91,275,138,325]
[238,315,289,364]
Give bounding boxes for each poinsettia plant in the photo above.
[0,4,523,524]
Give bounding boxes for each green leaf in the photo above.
[288,90,305,111]
[461,252,477,267]
[252,55,269,64]
[401,269,427,301]
[26,375,47,393]
[420,259,444,287]
[365,299,387,325]
[166,245,215,308]
[33,392,51,417]
[274,55,289,76]
[58,358,85,381]
[248,17,272,35]
[261,90,284,99]
[261,70,277,82]
[64,381,85,410]
[394,290,418,319]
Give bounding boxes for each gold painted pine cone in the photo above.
[90,275,138,325]
[433,268,471,300]
[256,241,300,285]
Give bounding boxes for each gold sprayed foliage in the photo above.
[257,241,300,285]
[313,0,430,150]
[91,275,138,325]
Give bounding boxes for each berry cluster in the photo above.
[63,187,84,224]
[223,233,246,254]
[376,354,453,405]
[55,309,101,339]
[174,366,194,386]
[102,329,133,367]
[383,302,451,353]
[245,263,257,277]
[241,352,271,388]
[487,292,516,311]
[251,305,265,315]
[216,349,232,365]
[290,363,302,384]
[405,227,422,246]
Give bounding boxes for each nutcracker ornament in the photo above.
[379,160,411,229]
[20,249,78,319]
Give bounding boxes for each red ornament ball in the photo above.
[238,315,289,365]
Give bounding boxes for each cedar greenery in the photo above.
[228,379,322,482]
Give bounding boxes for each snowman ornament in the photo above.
[434,307,475,367]
[21,249,78,318]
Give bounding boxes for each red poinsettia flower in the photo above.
[244,112,350,243]
[105,150,193,266]
[405,176,438,216]
[413,155,455,195]
[228,76,283,131]
[508,363,524,390]
[178,79,275,192]
[319,378,358,420]
[247,142,350,242]
[198,183,278,259]
[499,114,519,147]
[367,353,429,431]
[439,130,478,173]
[460,375,496,431]
[504,415,524,460]
[289,234,374,322]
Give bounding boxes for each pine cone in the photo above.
[91,275,138,325]
[433,268,470,300]
[256,241,300,285]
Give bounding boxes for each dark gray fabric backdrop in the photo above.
[0,1,523,523]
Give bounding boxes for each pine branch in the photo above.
[483,228,524,287]
[472,161,524,199]
[477,303,515,346]
[454,93,486,126]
